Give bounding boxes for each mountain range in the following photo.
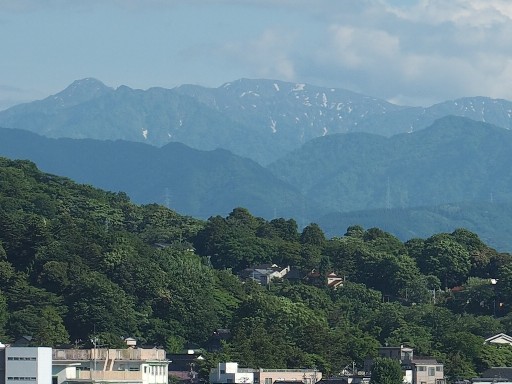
[1,78,512,165]
[2,78,512,251]
[0,127,323,222]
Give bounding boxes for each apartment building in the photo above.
[52,346,169,384]
[0,343,52,384]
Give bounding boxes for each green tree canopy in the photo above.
[370,357,403,384]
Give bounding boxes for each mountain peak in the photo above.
[51,78,114,108]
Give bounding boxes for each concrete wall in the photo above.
[257,369,322,384]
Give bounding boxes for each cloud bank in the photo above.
[0,0,511,107]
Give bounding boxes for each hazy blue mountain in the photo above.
[316,202,512,252]
[173,78,406,160]
[0,127,324,221]
[0,78,405,164]
[0,80,272,158]
[2,78,512,165]
[268,116,512,213]
[357,96,512,134]
[3,115,512,250]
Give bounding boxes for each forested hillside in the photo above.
[5,117,512,251]
[2,157,512,381]
[0,127,322,222]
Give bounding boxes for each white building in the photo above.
[52,347,169,384]
[210,362,255,384]
[0,344,52,384]
[484,333,512,346]
[210,362,322,384]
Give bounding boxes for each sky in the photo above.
[1,0,512,110]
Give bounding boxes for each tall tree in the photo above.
[419,234,471,288]
[370,357,403,384]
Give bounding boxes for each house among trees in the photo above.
[484,333,512,346]
[167,348,205,384]
[365,345,444,384]
[240,264,290,285]
[12,336,35,347]
[206,329,232,352]
[306,270,345,289]
[326,273,344,289]
[473,368,512,383]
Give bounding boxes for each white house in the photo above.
[241,264,290,285]
[484,333,512,345]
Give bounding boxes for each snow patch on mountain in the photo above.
[270,119,277,133]
[293,83,305,92]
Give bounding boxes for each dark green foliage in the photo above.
[2,157,512,379]
[370,357,403,384]
[416,233,471,289]
[8,115,512,252]
[0,128,322,223]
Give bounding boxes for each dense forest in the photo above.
[2,157,512,381]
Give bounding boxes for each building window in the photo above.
[7,357,36,361]
[418,366,426,371]
[428,368,435,376]
[436,367,443,372]
[265,378,272,384]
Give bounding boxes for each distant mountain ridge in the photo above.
[316,201,512,252]
[1,78,512,164]
[0,126,324,221]
[268,116,512,213]
[3,116,512,250]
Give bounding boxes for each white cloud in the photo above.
[2,0,512,107]
[329,25,401,69]
[279,0,512,105]
[386,0,512,26]
[221,28,297,81]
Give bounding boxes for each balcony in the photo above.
[52,349,166,362]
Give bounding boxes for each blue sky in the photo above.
[1,0,512,109]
